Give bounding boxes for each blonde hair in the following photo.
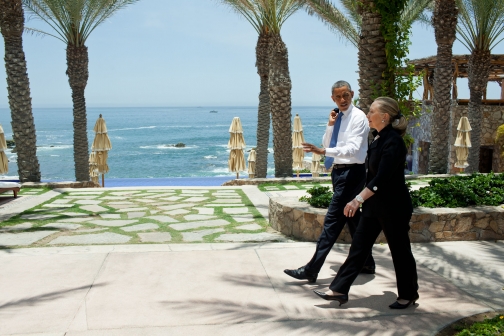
[373,97,408,137]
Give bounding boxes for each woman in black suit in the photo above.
[313,97,419,309]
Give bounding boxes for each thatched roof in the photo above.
[408,54,504,81]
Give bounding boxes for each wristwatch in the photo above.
[355,195,365,203]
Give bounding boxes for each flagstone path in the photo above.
[0,187,293,248]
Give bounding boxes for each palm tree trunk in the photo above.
[255,32,270,178]
[268,33,293,177]
[66,45,90,181]
[428,0,457,174]
[466,49,491,173]
[0,0,41,182]
[357,0,386,113]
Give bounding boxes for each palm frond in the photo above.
[22,0,139,46]
[23,26,65,42]
[304,0,359,47]
[400,0,434,30]
[456,0,504,51]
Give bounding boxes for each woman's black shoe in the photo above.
[313,290,348,306]
[389,295,419,309]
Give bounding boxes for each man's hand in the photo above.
[302,142,324,155]
[328,109,338,126]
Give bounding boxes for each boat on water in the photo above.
[209,110,218,113]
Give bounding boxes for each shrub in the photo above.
[299,185,332,208]
[410,173,504,208]
[455,314,504,336]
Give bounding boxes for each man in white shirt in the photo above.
[284,80,376,283]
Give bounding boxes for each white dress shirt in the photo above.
[322,104,369,164]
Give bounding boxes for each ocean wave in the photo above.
[37,145,73,150]
[139,144,199,149]
[108,126,157,132]
[204,155,217,159]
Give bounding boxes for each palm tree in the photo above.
[219,1,272,178]
[220,0,301,177]
[0,0,41,182]
[427,0,458,174]
[265,1,302,177]
[305,0,432,112]
[455,0,504,172]
[23,0,139,181]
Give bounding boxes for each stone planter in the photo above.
[269,197,504,243]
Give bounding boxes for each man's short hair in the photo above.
[331,80,352,93]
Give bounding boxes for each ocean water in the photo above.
[0,106,333,181]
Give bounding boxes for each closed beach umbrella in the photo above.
[311,153,320,177]
[0,124,8,174]
[292,114,305,177]
[454,116,472,171]
[89,151,99,184]
[228,117,246,179]
[248,148,256,178]
[90,114,112,186]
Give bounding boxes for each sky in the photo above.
[0,0,503,108]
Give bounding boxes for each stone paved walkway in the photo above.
[0,186,295,248]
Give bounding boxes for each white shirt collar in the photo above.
[340,104,354,117]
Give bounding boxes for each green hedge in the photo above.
[410,173,504,208]
[299,185,333,208]
[299,173,504,209]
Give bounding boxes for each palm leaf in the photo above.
[456,0,504,51]
[23,0,139,46]
[304,0,358,47]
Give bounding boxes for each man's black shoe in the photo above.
[284,266,317,283]
[360,266,376,274]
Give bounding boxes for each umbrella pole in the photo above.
[102,174,104,187]
[236,172,239,179]
[297,171,299,178]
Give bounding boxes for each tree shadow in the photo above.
[412,241,504,308]
[0,283,106,310]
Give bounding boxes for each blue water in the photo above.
[0,106,332,182]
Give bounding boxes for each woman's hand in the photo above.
[344,198,360,217]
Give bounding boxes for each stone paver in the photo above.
[88,219,138,227]
[80,205,108,213]
[51,199,71,204]
[145,216,178,223]
[158,204,195,211]
[77,228,106,233]
[216,232,288,242]
[74,200,103,205]
[60,212,90,217]
[223,207,249,214]
[100,214,121,219]
[283,185,299,190]
[236,223,262,231]
[127,212,146,219]
[194,207,214,215]
[109,204,134,209]
[57,217,93,223]
[100,196,130,200]
[0,223,33,232]
[211,199,242,204]
[109,192,142,196]
[205,203,245,207]
[49,232,131,245]
[232,214,255,223]
[121,223,159,232]
[0,231,56,246]
[170,219,230,231]
[64,195,99,199]
[116,207,149,213]
[180,190,209,194]
[20,214,59,220]
[184,214,216,221]
[181,228,225,242]
[138,232,172,242]
[164,209,190,215]
[42,223,82,230]
[136,199,157,203]
[107,201,135,205]
[161,196,183,201]
[183,197,208,202]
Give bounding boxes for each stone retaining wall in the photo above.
[269,197,504,243]
[22,181,101,189]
